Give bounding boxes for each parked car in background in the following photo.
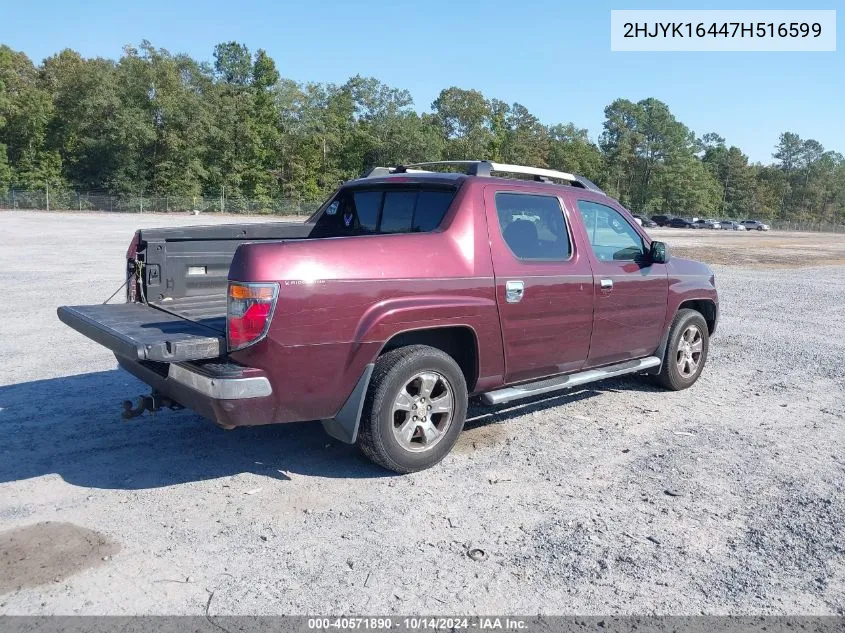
[633,214,658,228]
[692,219,721,229]
[667,217,694,228]
[651,214,671,226]
[57,160,718,474]
[720,220,746,231]
[742,220,770,231]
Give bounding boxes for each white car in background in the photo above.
[692,219,721,229]
[720,220,747,231]
[742,219,771,231]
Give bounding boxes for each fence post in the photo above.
[45,183,49,212]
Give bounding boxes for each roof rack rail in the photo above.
[381,160,604,193]
[360,166,393,178]
[360,166,431,179]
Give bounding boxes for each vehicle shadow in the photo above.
[0,369,645,490]
[0,370,386,490]
[466,388,603,428]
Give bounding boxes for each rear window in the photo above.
[353,191,382,232]
[310,186,456,237]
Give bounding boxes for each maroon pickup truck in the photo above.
[59,161,718,473]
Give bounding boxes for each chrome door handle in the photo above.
[600,278,613,290]
[505,280,525,303]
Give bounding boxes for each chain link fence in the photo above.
[0,189,320,216]
[768,219,845,233]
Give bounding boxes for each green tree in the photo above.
[547,123,603,183]
[340,75,439,170]
[600,97,700,213]
[431,87,493,160]
[213,42,252,86]
[773,132,803,174]
[0,54,11,191]
[650,153,721,216]
[0,45,64,190]
[703,144,755,218]
[600,98,642,205]
[499,103,548,167]
[1,39,844,226]
[207,42,285,202]
[751,165,787,221]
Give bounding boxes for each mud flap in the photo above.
[321,364,374,444]
[647,326,672,374]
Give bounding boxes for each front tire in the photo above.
[652,309,709,391]
[356,345,468,473]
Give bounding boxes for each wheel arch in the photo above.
[379,325,480,393]
[321,325,480,445]
[677,298,717,335]
[649,298,717,375]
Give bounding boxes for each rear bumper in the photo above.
[167,364,271,399]
[116,356,277,428]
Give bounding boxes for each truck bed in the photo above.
[59,220,314,365]
[158,295,227,332]
[137,220,311,330]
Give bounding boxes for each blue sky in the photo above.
[2,0,841,163]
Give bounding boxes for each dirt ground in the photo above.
[650,227,845,268]
[0,211,843,616]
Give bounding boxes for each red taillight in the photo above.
[227,282,279,351]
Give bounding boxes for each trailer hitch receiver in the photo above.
[122,392,183,420]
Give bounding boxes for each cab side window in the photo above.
[576,200,645,262]
[495,193,570,261]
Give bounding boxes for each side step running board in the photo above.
[480,356,661,406]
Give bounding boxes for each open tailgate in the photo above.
[57,303,225,363]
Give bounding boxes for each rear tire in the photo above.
[651,309,709,391]
[356,345,468,473]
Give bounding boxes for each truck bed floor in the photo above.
[153,295,227,332]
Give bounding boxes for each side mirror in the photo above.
[650,240,669,264]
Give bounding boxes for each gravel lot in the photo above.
[0,211,843,615]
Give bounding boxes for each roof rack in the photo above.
[362,160,604,193]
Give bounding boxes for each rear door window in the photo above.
[494,192,571,261]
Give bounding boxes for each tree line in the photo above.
[1,40,843,223]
